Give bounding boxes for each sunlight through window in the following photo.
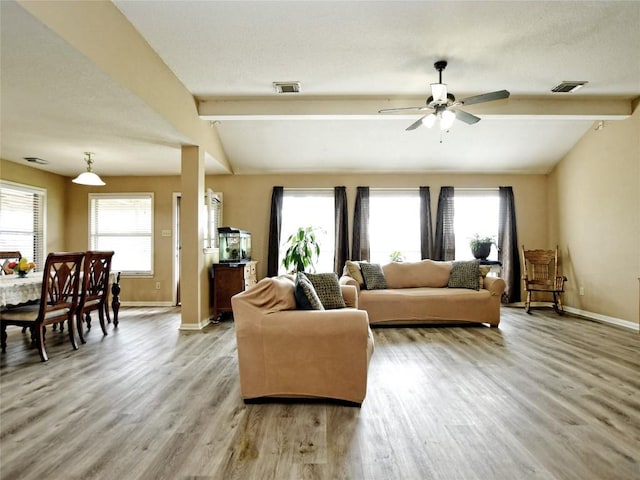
[279,190,335,274]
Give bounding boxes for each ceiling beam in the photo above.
[199,97,633,121]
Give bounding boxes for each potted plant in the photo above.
[282,226,321,273]
[469,234,494,260]
[390,251,405,262]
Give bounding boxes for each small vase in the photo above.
[17,271,27,278]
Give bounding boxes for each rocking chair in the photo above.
[521,245,568,315]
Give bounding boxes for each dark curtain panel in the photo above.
[434,186,455,261]
[498,186,521,303]
[419,186,434,259]
[267,186,284,277]
[351,186,370,261]
[334,186,349,274]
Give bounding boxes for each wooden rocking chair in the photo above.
[521,245,568,315]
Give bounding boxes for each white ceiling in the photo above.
[1,1,639,177]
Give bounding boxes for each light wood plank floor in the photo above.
[1,307,638,480]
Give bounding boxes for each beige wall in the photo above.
[549,104,640,324]
[1,159,67,254]
[1,161,548,308]
[7,136,637,326]
[65,175,182,304]
[209,173,549,287]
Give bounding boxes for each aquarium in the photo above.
[218,227,252,262]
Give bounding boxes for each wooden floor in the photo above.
[1,307,638,480]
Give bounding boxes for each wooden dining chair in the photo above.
[0,252,85,362]
[76,250,114,344]
[0,251,22,275]
[521,245,568,315]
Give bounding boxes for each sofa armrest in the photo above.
[483,276,506,296]
[339,275,360,294]
[340,284,358,308]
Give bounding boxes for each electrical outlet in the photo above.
[579,286,585,296]
[155,282,161,290]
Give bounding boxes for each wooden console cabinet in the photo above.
[211,261,257,320]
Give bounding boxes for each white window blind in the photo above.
[369,189,421,264]
[89,193,153,275]
[205,190,223,249]
[0,181,46,269]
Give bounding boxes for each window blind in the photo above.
[0,181,45,269]
[89,194,153,275]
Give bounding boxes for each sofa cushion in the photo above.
[448,260,480,290]
[305,272,347,309]
[294,272,325,310]
[383,259,451,288]
[360,263,388,290]
[343,260,365,287]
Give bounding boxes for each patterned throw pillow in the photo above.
[448,260,481,290]
[360,263,388,290]
[305,272,347,309]
[294,272,324,310]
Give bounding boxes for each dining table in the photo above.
[0,271,121,325]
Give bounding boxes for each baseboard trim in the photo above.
[505,302,638,332]
[120,301,174,307]
[178,317,214,331]
[563,306,639,332]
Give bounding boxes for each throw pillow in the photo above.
[360,263,388,290]
[305,272,347,309]
[294,272,324,310]
[448,260,481,290]
[343,260,365,286]
[479,264,491,289]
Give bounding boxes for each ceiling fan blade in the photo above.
[453,109,481,125]
[460,89,510,106]
[378,106,429,114]
[405,115,428,131]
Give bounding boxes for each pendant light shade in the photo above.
[440,110,456,130]
[72,152,105,186]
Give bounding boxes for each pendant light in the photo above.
[72,152,105,186]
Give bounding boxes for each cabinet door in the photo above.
[215,266,244,312]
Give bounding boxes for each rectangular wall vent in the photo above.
[551,81,588,93]
[273,82,301,94]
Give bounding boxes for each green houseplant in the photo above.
[469,234,495,260]
[282,226,321,273]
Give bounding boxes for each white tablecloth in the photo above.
[0,272,118,308]
[0,272,44,308]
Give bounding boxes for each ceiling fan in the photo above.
[379,60,510,131]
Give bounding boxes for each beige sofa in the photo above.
[231,275,374,405]
[340,259,506,327]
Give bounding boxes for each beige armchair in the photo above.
[231,275,374,405]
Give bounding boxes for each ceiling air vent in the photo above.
[551,81,588,93]
[273,81,301,94]
[23,157,49,165]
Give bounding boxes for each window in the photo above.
[279,189,334,274]
[453,189,499,261]
[89,193,154,276]
[0,181,46,269]
[369,190,421,264]
[205,189,222,249]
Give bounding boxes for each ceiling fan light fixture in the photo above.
[440,110,456,130]
[72,152,105,186]
[431,83,448,103]
[422,113,437,128]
